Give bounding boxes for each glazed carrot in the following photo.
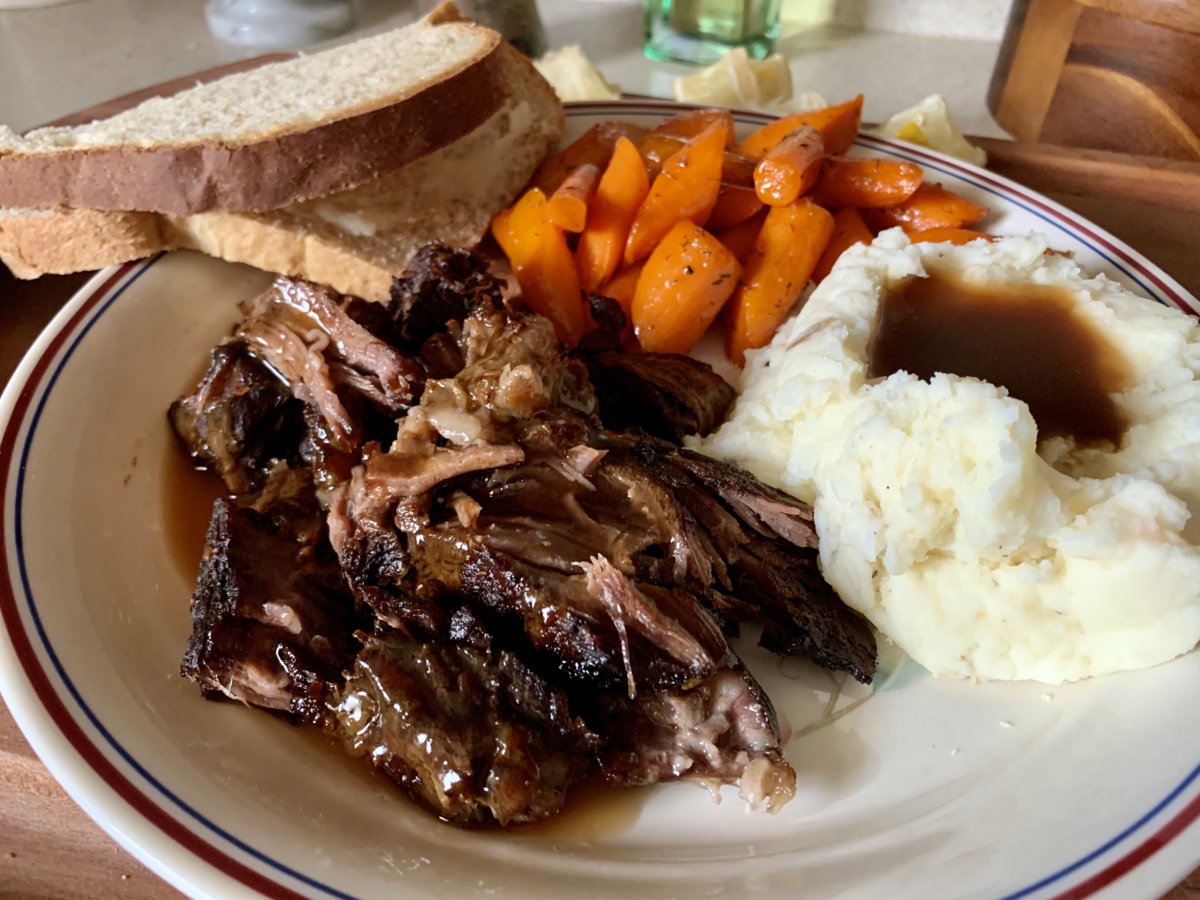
[632,220,741,354]
[737,95,863,160]
[576,138,650,291]
[810,158,924,208]
[908,227,996,245]
[624,121,728,266]
[753,125,824,206]
[531,122,648,193]
[547,163,601,233]
[637,133,680,180]
[865,182,989,232]
[491,189,587,346]
[653,107,736,148]
[812,207,873,282]
[707,183,764,229]
[725,199,834,365]
[714,208,767,263]
[637,133,756,186]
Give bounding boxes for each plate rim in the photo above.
[1,98,1198,900]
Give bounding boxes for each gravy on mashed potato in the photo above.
[696,229,1200,683]
[869,272,1131,447]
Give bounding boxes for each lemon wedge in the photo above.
[875,94,987,166]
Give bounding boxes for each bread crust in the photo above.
[0,208,167,278]
[0,26,565,297]
[0,29,508,216]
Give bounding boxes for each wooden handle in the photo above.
[973,136,1200,213]
[989,0,1200,160]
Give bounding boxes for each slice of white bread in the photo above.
[0,3,512,215]
[0,41,563,301]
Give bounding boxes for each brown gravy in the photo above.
[161,442,225,580]
[868,272,1132,446]
[508,780,649,842]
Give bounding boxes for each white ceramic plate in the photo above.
[2,101,1199,900]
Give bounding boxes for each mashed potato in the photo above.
[697,230,1200,682]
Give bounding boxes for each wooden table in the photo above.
[3,151,1200,899]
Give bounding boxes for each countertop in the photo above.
[0,0,1011,137]
[1,1,1199,898]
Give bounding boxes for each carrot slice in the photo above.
[714,208,767,263]
[576,138,651,291]
[491,189,587,346]
[707,183,764,230]
[812,207,873,282]
[547,163,601,233]
[531,122,648,193]
[753,125,824,206]
[632,220,741,355]
[810,158,924,208]
[737,95,863,160]
[653,107,736,148]
[908,227,996,245]
[624,121,727,266]
[865,183,990,232]
[637,133,755,186]
[725,199,834,365]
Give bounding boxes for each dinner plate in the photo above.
[2,100,1199,900]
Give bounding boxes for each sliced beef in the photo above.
[585,351,736,442]
[243,464,326,547]
[326,607,794,825]
[169,341,306,495]
[502,422,876,683]
[245,277,424,414]
[181,498,363,724]
[327,467,440,636]
[327,608,596,827]
[586,666,795,812]
[669,449,819,548]
[172,277,425,498]
[660,448,875,682]
[457,545,733,694]
[386,244,506,349]
[173,242,877,827]
[238,278,424,452]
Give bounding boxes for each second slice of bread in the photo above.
[0,42,563,301]
[0,4,511,215]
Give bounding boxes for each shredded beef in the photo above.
[174,242,878,827]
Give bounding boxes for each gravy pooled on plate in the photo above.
[868,272,1132,447]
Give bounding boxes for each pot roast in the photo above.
[171,244,876,827]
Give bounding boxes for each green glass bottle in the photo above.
[644,0,782,65]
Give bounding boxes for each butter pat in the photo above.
[534,45,621,102]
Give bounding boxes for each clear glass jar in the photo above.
[644,0,782,65]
